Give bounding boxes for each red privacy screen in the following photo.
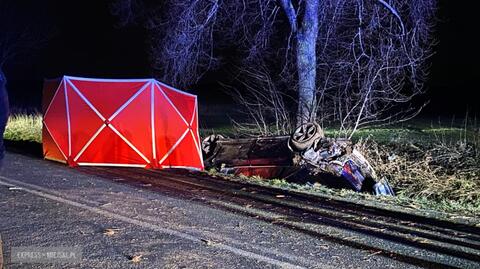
[42,76,203,170]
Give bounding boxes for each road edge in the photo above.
[4,140,479,228]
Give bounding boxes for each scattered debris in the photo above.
[103,228,121,236]
[201,239,215,246]
[8,187,23,191]
[412,237,432,244]
[364,250,383,259]
[318,244,330,250]
[129,254,143,263]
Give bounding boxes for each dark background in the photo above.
[3,0,478,116]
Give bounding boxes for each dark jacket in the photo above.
[0,70,9,161]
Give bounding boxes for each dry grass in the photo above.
[356,135,480,214]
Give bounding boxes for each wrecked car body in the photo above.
[202,123,394,196]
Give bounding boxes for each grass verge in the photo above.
[4,114,42,143]
[206,170,479,225]
[5,113,480,217]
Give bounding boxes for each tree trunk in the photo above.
[296,0,319,124]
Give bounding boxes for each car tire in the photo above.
[201,134,224,157]
[288,122,324,152]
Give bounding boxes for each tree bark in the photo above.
[296,0,319,124]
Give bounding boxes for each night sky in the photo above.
[3,0,478,116]
[423,1,479,115]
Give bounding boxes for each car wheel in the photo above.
[288,122,324,152]
[202,134,224,157]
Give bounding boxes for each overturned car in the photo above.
[202,123,394,196]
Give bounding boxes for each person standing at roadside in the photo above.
[0,70,9,171]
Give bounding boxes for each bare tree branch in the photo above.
[376,0,405,35]
[279,0,297,32]
[112,0,437,136]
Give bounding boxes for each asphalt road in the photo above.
[0,151,479,268]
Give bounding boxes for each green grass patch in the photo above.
[324,126,478,146]
[4,114,43,143]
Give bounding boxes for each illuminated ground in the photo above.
[0,152,479,268]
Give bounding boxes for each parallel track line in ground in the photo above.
[147,169,480,240]
[84,167,479,268]
[164,170,480,236]
[151,170,479,229]
[0,176,312,269]
[95,168,480,250]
